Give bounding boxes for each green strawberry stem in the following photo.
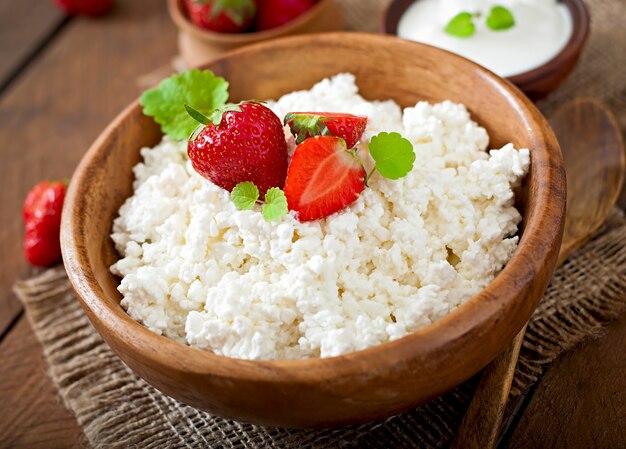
[285,113,333,145]
[185,104,211,125]
[196,0,257,26]
[364,166,377,187]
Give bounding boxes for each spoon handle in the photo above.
[451,98,626,449]
[450,325,526,449]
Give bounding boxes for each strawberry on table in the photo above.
[256,0,316,31]
[185,0,257,33]
[284,112,368,148]
[22,181,67,267]
[52,0,112,16]
[186,101,288,197]
[283,136,366,222]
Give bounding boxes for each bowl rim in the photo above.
[168,0,332,43]
[62,32,565,384]
[381,0,590,83]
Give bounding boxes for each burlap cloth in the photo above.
[13,0,626,447]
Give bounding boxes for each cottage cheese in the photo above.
[110,74,530,360]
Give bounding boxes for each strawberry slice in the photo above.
[284,136,366,222]
[284,112,368,149]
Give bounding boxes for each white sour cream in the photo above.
[398,0,573,77]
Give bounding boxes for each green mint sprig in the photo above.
[231,181,259,210]
[445,12,476,38]
[486,6,515,31]
[445,5,515,39]
[366,132,415,184]
[140,69,229,140]
[231,183,289,222]
[262,188,289,221]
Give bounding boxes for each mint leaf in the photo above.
[231,182,259,210]
[444,12,476,38]
[140,69,229,140]
[262,188,288,221]
[486,6,515,31]
[368,132,415,180]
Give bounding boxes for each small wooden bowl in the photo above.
[61,32,565,428]
[168,0,344,67]
[382,0,590,101]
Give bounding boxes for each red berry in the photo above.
[22,181,66,267]
[184,0,256,33]
[256,0,316,31]
[283,136,366,222]
[52,0,112,16]
[285,112,368,149]
[188,102,288,197]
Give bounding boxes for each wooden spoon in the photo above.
[451,98,626,449]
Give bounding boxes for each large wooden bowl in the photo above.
[61,32,565,428]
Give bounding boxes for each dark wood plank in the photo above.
[508,312,626,449]
[0,0,177,444]
[0,0,178,338]
[0,0,65,89]
[0,318,84,448]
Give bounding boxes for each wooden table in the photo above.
[0,1,624,447]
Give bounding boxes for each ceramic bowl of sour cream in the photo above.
[383,0,590,100]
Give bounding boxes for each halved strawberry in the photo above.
[284,112,367,149]
[283,136,366,222]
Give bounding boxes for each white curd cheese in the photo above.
[110,74,530,360]
[398,0,572,78]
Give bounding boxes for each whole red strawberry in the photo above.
[284,136,365,221]
[187,102,288,197]
[285,112,368,148]
[22,181,67,267]
[256,0,316,31]
[52,0,112,16]
[185,0,257,33]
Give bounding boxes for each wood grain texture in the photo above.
[0,318,84,449]
[381,0,590,101]
[451,325,527,449]
[0,0,177,445]
[170,0,345,66]
[0,0,177,337]
[0,0,66,339]
[61,32,565,428]
[0,0,65,89]
[507,311,626,449]
[453,99,626,449]
[553,99,626,265]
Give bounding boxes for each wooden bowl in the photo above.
[61,32,565,428]
[382,0,590,101]
[168,0,344,67]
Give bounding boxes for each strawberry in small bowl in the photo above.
[167,0,343,66]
